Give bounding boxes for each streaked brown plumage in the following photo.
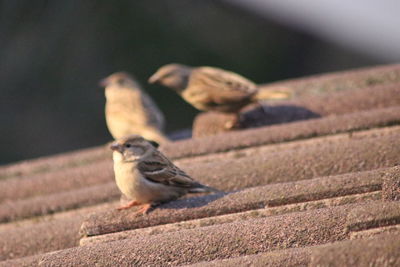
[101,72,169,144]
[149,64,259,113]
[110,135,221,214]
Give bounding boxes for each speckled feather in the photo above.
[185,66,258,112]
[138,151,203,189]
[103,72,168,143]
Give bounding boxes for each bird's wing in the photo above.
[190,67,258,103]
[138,152,200,188]
[140,91,165,130]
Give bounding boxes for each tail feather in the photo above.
[189,184,224,194]
[254,87,293,101]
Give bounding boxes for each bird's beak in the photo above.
[148,73,160,84]
[99,78,109,88]
[110,142,122,152]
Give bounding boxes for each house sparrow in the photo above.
[101,72,169,144]
[110,135,221,214]
[149,63,290,106]
[148,64,290,128]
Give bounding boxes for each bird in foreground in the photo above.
[110,134,221,214]
[148,64,291,128]
[100,72,169,144]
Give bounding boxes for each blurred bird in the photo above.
[110,135,221,214]
[101,72,169,144]
[148,64,291,127]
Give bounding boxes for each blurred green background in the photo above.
[0,1,385,164]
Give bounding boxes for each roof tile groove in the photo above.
[20,202,400,266]
[0,159,114,203]
[309,232,400,267]
[346,201,400,232]
[1,64,400,265]
[79,192,381,247]
[188,247,311,267]
[1,125,399,212]
[3,163,386,224]
[260,64,400,96]
[0,255,42,267]
[162,106,400,159]
[0,202,116,261]
[2,104,398,199]
[269,82,400,116]
[1,64,399,180]
[27,206,352,266]
[182,126,400,191]
[0,182,119,223]
[382,165,400,201]
[194,83,400,137]
[0,216,82,261]
[189,233,400,267]
[0,145,109,180]
[350,224,400,240]
[80,167,392,237]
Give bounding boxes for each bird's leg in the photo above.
[117,200,140,210]
[136,203,154,215]
[224,113,240,130]
[257,100,268,115]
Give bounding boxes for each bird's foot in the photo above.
[136,203,153,215]
[224,115,240,130]
[258,100,269,115]
[117,200,140,210]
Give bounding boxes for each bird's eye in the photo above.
[125,143,131,148]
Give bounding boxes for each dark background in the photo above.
[0,1,388,164]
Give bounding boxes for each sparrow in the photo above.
[110,134,221,214]
[148,64,290,129]
[101,72,169,144]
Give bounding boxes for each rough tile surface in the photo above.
[1,64,400,266]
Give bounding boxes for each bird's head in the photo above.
[99,72,139,89]
[148,63,192,93]
[110,135,159,162]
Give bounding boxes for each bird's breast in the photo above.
[113,161,141,199]
[113,160,184,203]
[181,88,210,111]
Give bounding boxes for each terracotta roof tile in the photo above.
[0,255,42,267]
[80,167,390,237]
[190,232,400,267]
[0,144,109,180]
[0,202,116,261]
[0,182,119,223]
[182,126,400,191]
[2,126,398,223]
[194,82,400,136]
[0,216,82,261]
[163,106,400,159]
[28,205,354,265]
[188,247,311,267]
[260,63,400,96]
[2,64,399,179]
[382,166,400,201]
[80,191,380,246]
[1,64,399,266]
[18,202,400,266]
[0,158,114,203]
[309,233,400,267]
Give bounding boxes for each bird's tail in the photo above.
[253,86,293,101]
[189,184,224,194]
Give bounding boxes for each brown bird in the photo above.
[148,64,290,128]
[148,64,259,113]
[101,72,169,144]
[110,134,221,214]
